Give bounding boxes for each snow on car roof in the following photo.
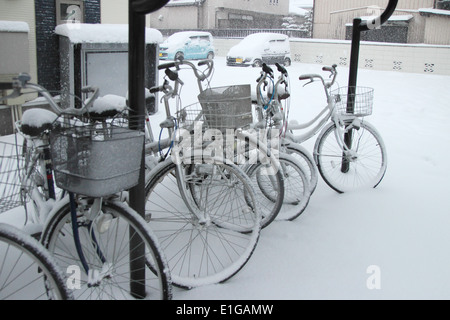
[240,33,288,44]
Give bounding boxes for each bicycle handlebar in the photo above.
[4,73,99,117]
[299,64,338,89]
[158,59,214,82]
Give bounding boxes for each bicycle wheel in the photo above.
[244,160,284,228]
[314,119,387,193]
[145,156,261,289]
[251,152,311,221]
[0,223,72,300]
[282,140,319,194]
[41,197,172,300]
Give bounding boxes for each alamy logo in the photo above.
[366,265,381,290]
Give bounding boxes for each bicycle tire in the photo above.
[252,152,311,221]
[41,197,172,300]
[244,153,285,227]
[314,120,387,193]
[145,156,261,289]
[283,140,319,194]
[0,223,72,300]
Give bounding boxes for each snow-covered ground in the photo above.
[151,56,450,300]
[2,55,449,300]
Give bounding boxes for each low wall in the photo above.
[214,37,450,75]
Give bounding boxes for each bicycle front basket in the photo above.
[49,123,144,197]
[0,140,24,214]
[197,85,252,131]
[332,86,374,117]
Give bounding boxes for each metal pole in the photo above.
[128,1,146,298]
[128,0,169,299]
[342,0,398,173]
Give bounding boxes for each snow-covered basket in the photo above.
[194,84,253,132]
[332,86,374,117]
[49,123,144,197]
[0,141,24,213]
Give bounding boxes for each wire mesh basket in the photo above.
[331,86,374,117]
[191,84,253,132]
[0,140,24,214]
[49,123,144,197]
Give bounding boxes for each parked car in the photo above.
[226,33,291,67]
[159,31,215,61]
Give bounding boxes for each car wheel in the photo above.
[252,59,263,68]
[207,52,215,60]
[284,57,291,67]
[175,52,184,61]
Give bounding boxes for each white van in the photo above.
[226,33,291,67]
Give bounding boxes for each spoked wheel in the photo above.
[41,197,172,300]
[250,152,311,222]
[282,140,318,194]
[314,120,387,193]
[145,156,261,289]
[0,223,72,300]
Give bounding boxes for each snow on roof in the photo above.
[290,0,314,9]
[55,23,163,44]
[289,0,313,16]
[419,8,450,16]
[0,21,29,33]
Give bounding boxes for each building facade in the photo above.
[312,0,450,45]
[148,0,290,30]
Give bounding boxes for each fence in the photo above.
[159,28,308,39]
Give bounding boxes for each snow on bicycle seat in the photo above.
[87,94,127,120]
[20,108,58,137]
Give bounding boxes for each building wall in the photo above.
[217,0,289,15]
[423,14,450,44]
[100,0,151,25]
[149,5,200,29]
[313,0,435,39]
[148,0,289,29]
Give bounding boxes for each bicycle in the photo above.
[1,73,172,299]
[142,59,266,288]
[285,64,387,193]
[252,63,314,221]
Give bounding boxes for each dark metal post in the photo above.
[128,1,146,298]
[342,0,398,173]
[128,0,169,299]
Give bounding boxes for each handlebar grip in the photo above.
[262,63,273,75]
[158,62,177,70]
[322,64,337,72]
[198,60,209,66]
[149,86,161,94]
[275,63,287,75]
[81,85,96,93]
[165,68,179,81]
[299,74,314,81]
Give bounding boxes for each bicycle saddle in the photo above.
[20,108,58,137]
